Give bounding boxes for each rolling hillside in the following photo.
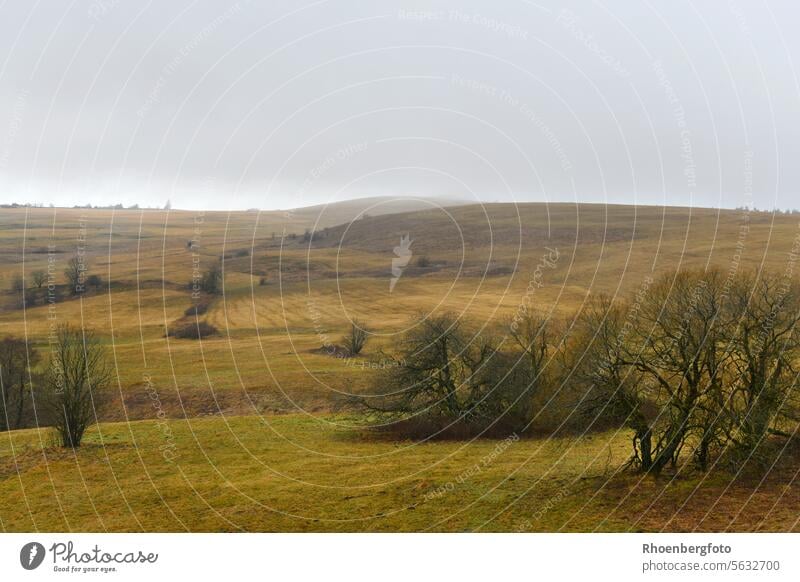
[1,201,798,419]
[1,200,799,532]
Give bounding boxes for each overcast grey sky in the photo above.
[0,0,798,210]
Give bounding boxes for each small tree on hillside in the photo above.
[196,261,222,295]
[343,320,369,355]
[32,270,47,289]
[509,311,562,393]
[43,325,112,448]
[204,263,221,294]
[64,257,87,295]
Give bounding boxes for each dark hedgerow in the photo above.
[169,321,218,340]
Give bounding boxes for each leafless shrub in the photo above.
[343,320,369,355]
[354,313,533,438]
[32,270,47,288]
[64,257,87,295]
[42,325,111,448]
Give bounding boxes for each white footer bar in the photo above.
[1,533,797,581]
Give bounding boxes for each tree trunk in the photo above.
[649,419,689,476]
[696,432,710,471]
[14,372,25,429]
[636,426,653,472]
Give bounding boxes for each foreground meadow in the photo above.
[2,415,799,532]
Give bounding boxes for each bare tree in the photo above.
[628,272,723,474]
[43,325,112,448]
[357,313,529,435]
[509,310,561,392]
[64,257,87,295]
[625,270,730,474]
[504,310,564,427]
[724,272,800,461]
[32,270,47,289]
[0,337,40,431]
[343,320,369,355]
[199,261,222,295]
[573,296,655,470]
[576,271,735,474]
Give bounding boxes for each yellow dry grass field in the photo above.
[1,201,799,531]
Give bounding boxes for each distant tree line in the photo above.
[0,202,170,210]
[734,206,800,214]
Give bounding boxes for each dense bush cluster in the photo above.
[576,270,800,474]
[358,269,800,474]
[356,311,558,438]
[189,261,222,296]
[169,320,219,340]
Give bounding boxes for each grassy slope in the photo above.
[2,203,797,419]
[1,202,799,531]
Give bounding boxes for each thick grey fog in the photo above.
[0,0,798,210]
